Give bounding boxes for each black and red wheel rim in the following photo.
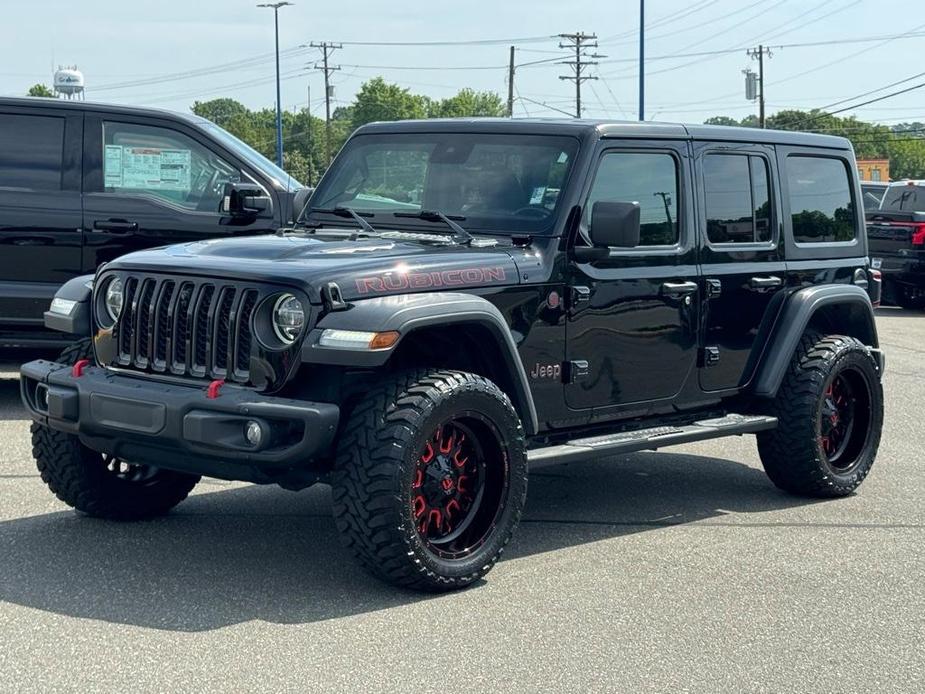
[411,414,509,560]
[818,367,872,472]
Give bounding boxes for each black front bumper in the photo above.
[20,360,340,482]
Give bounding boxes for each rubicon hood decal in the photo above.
[355,266,508,295]
[105,234,522,303]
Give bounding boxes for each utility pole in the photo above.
[746,44,772,128]
[310,41,341,164]
[639,0,645,121]
[257,2,293,168]
[507,45,515,118]
[558,32,602,119]
[306,82,312,186]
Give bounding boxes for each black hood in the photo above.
[105,234,524,304]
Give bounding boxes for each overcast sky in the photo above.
[2,0,922,126]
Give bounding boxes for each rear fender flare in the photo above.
[301,292,539,434]
[753,284,880,397]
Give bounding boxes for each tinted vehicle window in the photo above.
[703,154,772,244]
[102,122,241,211]
[861,183,887,211]
[879,183,925,213]
[0,113,64,190]
[787,156,856,243]
[585,152,679,246]
[307,133,579,234]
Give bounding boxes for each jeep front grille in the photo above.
[111,275,260,383]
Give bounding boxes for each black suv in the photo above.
[0,97,305,349]
[20,119,885,591]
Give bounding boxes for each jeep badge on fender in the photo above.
[21,119,885,592]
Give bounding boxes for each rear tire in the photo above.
[332,369,527,591]
[34,337,199,520]
[757,332,883,497]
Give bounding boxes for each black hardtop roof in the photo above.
[355,117,852,149]
[0,96,208,126]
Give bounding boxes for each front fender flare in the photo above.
[753,284,879,398]
[43,275,95,337]
[301,292,539,434]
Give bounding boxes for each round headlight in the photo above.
[104,278,124,323]
[272,294,305,344]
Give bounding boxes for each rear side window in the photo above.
[585,151,679,246]
[786,156,857,244]
[703,153,772,244]
[0,113,64,190]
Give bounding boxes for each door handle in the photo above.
[660,281,699,297]
[749,275,782,290]
[93,219,138,234]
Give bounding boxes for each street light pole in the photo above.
[639,0,645,121]
[257,2,293,168]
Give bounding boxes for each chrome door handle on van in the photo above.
[92,219,138,234]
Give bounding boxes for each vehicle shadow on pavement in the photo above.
[0,448,819,632]
[0,379,29,421]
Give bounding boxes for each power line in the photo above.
[621,0,854,80]
[603,0,766,47]
[809,81,925,122]
[89,46,310,92]
[335,35,555,47]
[516,95,574,118]
[817,70,925,112]
[600,0,720,43]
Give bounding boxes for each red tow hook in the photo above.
[206,379,225,399]
[71,359,90,377]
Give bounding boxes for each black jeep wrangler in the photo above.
[20,119,885,591]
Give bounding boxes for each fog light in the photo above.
[245,420,263,447]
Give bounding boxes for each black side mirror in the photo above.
[590,201,641,248]
[223,182,273,218]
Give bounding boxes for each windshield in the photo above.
[304,132,580,234]
[200,122,303,191]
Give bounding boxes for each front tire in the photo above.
[757,332,883,497]
[332,370,528,591]
[32,337,199,520]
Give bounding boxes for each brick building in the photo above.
[857,159,890,182]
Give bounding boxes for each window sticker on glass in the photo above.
[104,145,123,187]
[105,145,192,192]
[529,186,547,205]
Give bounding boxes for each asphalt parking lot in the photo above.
[0,308,923,693]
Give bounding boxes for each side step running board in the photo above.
[527,414,777,468]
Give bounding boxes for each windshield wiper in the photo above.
[309,206,378,235]
[394,210,474,245]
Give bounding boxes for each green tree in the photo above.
[429,89,506,118]
[192,98,250,129]
[351,78,429,130]
[704,109,925,178]
[703,116,740,127]
[27,83,55,97]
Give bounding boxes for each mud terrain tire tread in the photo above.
[757,332,883,498]
[331,369,527,592]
